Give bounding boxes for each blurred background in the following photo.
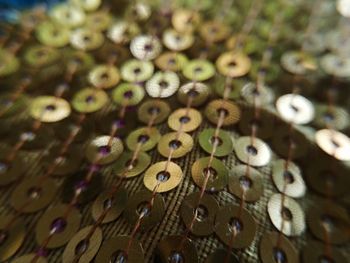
[0,0,62,21]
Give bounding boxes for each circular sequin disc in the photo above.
[216,52,251,77]
[180,192,219,236]
[214,204,256,248]
[198,128,233,157]
[126,127,161,152]
[259,231,298,263]
[138,100,171,125]
[88,65,120,89]
[62,225,102,263]
[168,108,202,132]
[30,96,71,123]
[130,35,162,61]
[182,59,215,81]
[315,129,350,161]
[228,165,264,202]
[124,190,165,231]
[191,157,228,192]
[307,202,350,244]
[177,82,210,107]
[35,204,81,248]
[155,52,188,72]
[205,99,241,126]
[112,83,145,106]
[157,132,194,158]
[234,136,272,167]
[91,188,128,224]
[267,193,306,236]
[11,176,58,213]
[113,151,151,178]
[72,88,109,113]
[145,71,180,98]
[156,235,198,263]
[272,159,306,198]
[85,135,124,165]
[276,94,315,125]
[120,59,154,82]
[144,161,183,193]
[95,235,144,263]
